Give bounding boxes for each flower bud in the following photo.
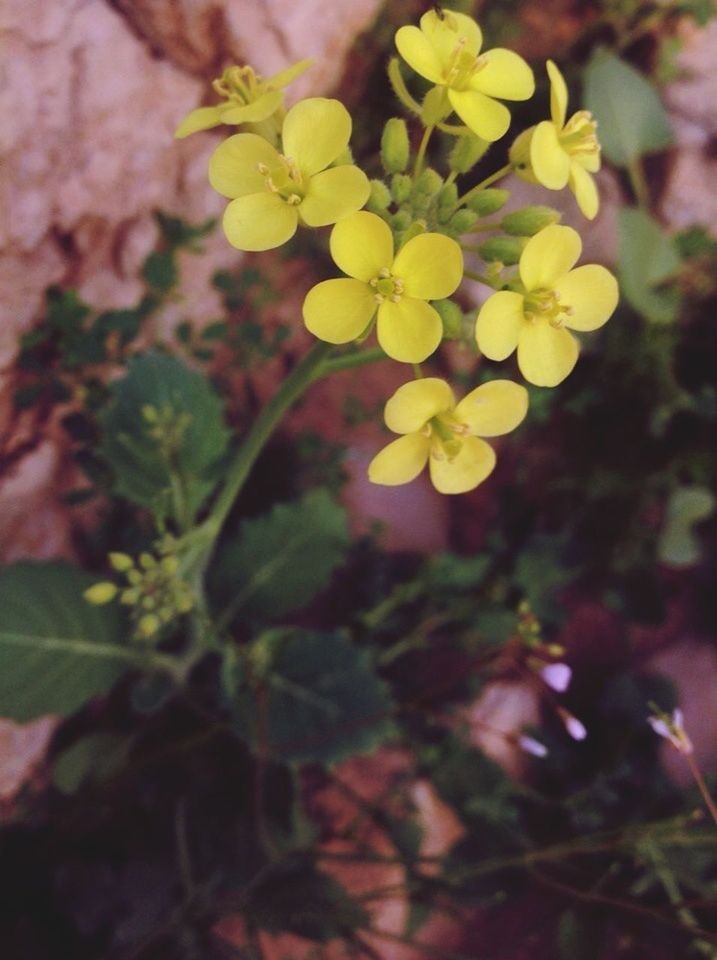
[465,188,509,216]
[367,179,392,212]
[109,552,133,572]
[413,168,442,198]
[392,210,412,231]
[433,299,463,339]
[448,209,478,234]
[391,173,412,204]
[449,134,490,174]
[437,182,458,212]
[84,582,118,605]
[477,235,525,265]
[501,206,561,236]
[381,118,410,174]
[138,614,161,638]
[420,86,450,126]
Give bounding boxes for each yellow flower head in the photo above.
[395,9,534,141]
[303,211,463,364]
[475,224,618,387]
[510,61,601,219]
[208,98,370,251]
[175,60,312,138]
[369,377,528,494]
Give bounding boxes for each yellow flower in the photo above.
[302,211,463,363]
[368,377,528,494]
[208,98,370,251]
[510,61,601,219]
[475,224,618,387]
[395,9,534,141]
[175,60,312,138]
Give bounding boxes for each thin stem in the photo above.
[317,347,387,378]
[458,163,513,205]
[686,752,717,827]
[414,124,434,176]
[627,155,650,209]
[464,269,496,286]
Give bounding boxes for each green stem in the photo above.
[317,347,387,378]
[686,752,717,827]
[414,124,434,176]
[627,156,650,209]
[464,269,496,286]
[458,163,513,206]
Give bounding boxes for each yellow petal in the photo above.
[471,49,534,101]
[384,378,455,434]
[175,105,222,138]
[395,25,444,83]
[302,278,377,344]
[377,298,443,364]
[546,60,568,128]
[454,380,529,436]
[519,224,582,291]
[368,434,430,486]
[448,88,511,142]
[393,234,463,300]
[330,211,394,281]
[220,90,283,124]
[569,163,599,220]
[419,9,482,63]
[299,165,370,227]
[222,193,298,251]
[475,291,525,361]
[517,323,578,387]
[429,435,496,494]
[558,265,618,331]
[268,58,313,89]
[530,121,570,190]
[579,151,601,174]
[282,98,351,176]
[209,133,279,198]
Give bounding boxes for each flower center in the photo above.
[559,110,599,160]
[523,288,573,328]
[369,268,405,304]
[425,413,469,461]
[443,38,488,91]
[213,65,261,105]
[257,155,304,205]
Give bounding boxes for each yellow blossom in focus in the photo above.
[510,61,601,219]
[475,224,618,387]
[369,377,528,494]
[175,60,312,138]
[302,211,463,364]
[208,98,370,251]
[395,9,534,141]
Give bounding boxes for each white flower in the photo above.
[540,662,572,693]
[647,708,693,755]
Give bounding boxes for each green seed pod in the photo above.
[367,179,392,212]
[391,173,412,204]
[109,552,133,573]
[380,118,410,174]
[84,582,118,605]
[501,206,561,236]
[448,134,490,174]
[433,299,464,339]
[448,208,479,234]
[477,235,525,266]
[465,188,509,216]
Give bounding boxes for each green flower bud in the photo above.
[413,168,442,198]
[391,210,412,231]
[380,118,410,174]
[421,86,450,126]
[400,220,427,246]
[109,552,133,573]
[433,299,464,339]
[139,553,155,570]
[465,188,509,216]
[501,206,561,237]
[391,173,412,204]
[367,179,392,212]
[448,134,490,174]
[176,595,194,614]
[84,582,118,605]
[448,209,478,234]
[478,235,525,266]
[127,569,142,586]
[120,588,140,605]
[138,614,161,638]
[160,555,179,575]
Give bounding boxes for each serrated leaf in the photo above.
[658,486,715,567]
[583,50,673,166]
[618,208,681,324]
[98,353,229,519]
[225,629,393,765]
[212,489,348,624]
[0,563,132,721]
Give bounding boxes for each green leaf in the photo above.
[658,486,715,567]
[98,353,230,519]
[142,251,178,292]
[225,629,394,765]
[583,50,673,166]
[0,563,131,721]
[618,208,681,324]
[212,489,349,624]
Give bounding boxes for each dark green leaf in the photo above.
[142,251,177,292]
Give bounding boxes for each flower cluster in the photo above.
[178,6,618,495]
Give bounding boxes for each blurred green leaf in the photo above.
[583,50,673,166]
[618,208,681,324]
[212,489,348,624]
[52,732,129,794]
[142,252,178,292]
[0,563,128,721]
[658,486,715,567]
